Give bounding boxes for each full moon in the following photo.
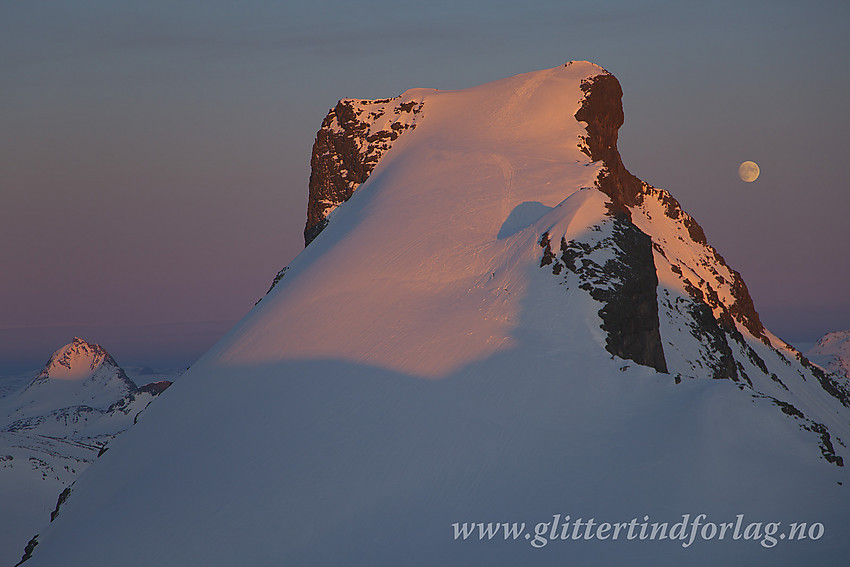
[738,160,760,182]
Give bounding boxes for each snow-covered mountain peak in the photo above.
[807,330,850,379]
[813,330,850,352]
[39,337,115,381]
[6,339,137,422]
[241,63,616,377]
[24,63,850,566]
[302,62,609,246]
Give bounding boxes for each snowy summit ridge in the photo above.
[25,62,850,566]
[34,337,134,386]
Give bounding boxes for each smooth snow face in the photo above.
[217,62,605,378]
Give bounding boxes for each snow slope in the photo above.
[0,370,34,399]
[24,63,850,566]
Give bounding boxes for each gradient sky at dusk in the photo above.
[2,0,848,371]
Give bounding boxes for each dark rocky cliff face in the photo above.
[574,72,767,364]
[539,211,668,373]
[596,213,668,373]
[569,73,667,371]
[305,97,423,245]
[574,74,643,213]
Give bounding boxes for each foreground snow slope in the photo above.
[26,63,850,566]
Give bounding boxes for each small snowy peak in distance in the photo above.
[807,330,850,379]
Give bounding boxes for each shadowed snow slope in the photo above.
[26,63,850,566]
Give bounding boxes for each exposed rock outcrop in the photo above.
[568,74,666,371]
[136,381,173,396]
[539,212,668,373]
[574,73,643,213]
[305,96,424,245]
[574,72,767,368]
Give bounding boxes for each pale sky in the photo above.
[1,0,848,370]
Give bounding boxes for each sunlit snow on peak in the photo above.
[44,338,107,381]
[207,64,606,377]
